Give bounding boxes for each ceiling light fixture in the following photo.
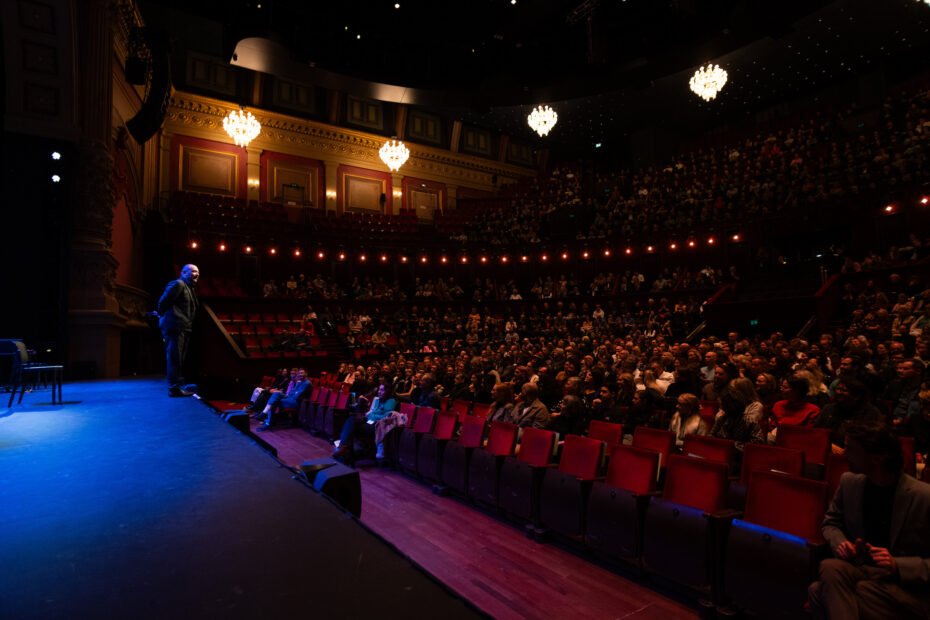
[223,108,261,147]
[379,138,410,171]
[689,64,728,101]
[527,105,558,137]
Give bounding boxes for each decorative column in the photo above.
[67,0,123,378]
[324,159,339,213]
[246,145,262,202]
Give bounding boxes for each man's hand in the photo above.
[835,540,857,560]
[867,544,897,573]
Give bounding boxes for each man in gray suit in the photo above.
[157,264,199,397]
[809,421,930,619]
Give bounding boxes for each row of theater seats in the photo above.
[292,386,919,618]
[197,278,246,298]
[215,312,323,358]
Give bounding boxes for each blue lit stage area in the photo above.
[0,379,479,620]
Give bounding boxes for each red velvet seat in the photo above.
[825,452,849,499]
[417,410,459,484]
[323,391,351,438]
[468,421,519,506]
[309,388,333,434]
[728,443,804,510]
[587,420,623,446]
[448,399,472,422]
[723,471,828,618]
[471,402,492,420]
[775,425,831,479]
[538,435,606,538]
[441,416,487,496]
[900,435,917,477]
[641,455,732,602]
[681,434,738,473]
[398,407,437,475]
[298,386,321,429]
[498,428,559,524]
[632,427,676,476]
[586,445,660,560]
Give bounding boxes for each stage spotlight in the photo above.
[51,174,61,183]
[51,151,61,160]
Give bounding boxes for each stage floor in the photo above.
[0,379,480,619]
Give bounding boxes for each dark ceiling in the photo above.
[141,0,930,155]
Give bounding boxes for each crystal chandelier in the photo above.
[527,105,558,137]
[689,64,728,101]
[379,138,410,171]
[223,109,261,147]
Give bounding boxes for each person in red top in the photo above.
[768,374,820,442]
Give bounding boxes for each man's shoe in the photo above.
[169,387,193,397]
[256,424,271,432]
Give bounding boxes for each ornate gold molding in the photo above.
[165,92,535,188]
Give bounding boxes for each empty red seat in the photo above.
[323,391,351,438]
[681,434,738,473]
[298,386,321,429]
[441,416,488,496]
[724,472,828,618]
[448,399,472,422]
[498,428,559,523]
[417,410,460,484]
[728,443,805,510]
[825,452,849,499]
[775,425,831,478]
[632,427,676,472]
[586,445,661,560]
[469,421,520,506]
[538,435,606,538]
[587,420,623,446]
[900,435,917,477]
[641,455,732,601]
[471,402,492,420]
[309,388,332,434]
[398,407,437,475]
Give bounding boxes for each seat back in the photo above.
[632,427,676,469]
[471,402,492,420]
[662,454,729,513]
[459,416,487,449]
[743,471,828,541]
[605,445,660,494]
[334,391,350,410]
[558,435,605,480]
[699,400,720,426]
[775,425,831,467]
[517,428,558,466]
[413,407,436,433]
[740,443,805,486]
[314,388,330,406]
[825,453,849,499]
[307,386,321,403]
[399,402,418,421]
[325,389,339,408]
[587,420,623,446]
[900,436,917,477]
[682,434,738,469]
[432,411,458,440]
[259,375,275,389]
[449,399,471,421]
[486,421,519,456]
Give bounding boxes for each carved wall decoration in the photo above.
[72,139,117,247]
[164,94,535,193]
[259,150,324,208]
